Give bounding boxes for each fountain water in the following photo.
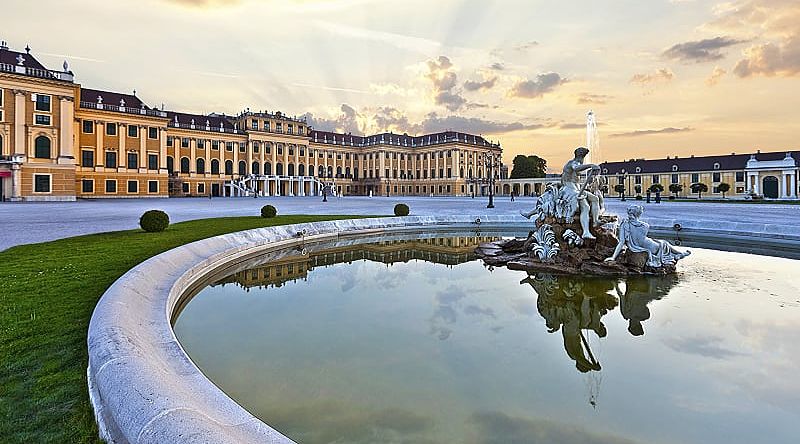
[586,110,601,165]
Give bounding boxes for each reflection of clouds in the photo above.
[510,296,537,317]
[467,411,641,444]
[663,334,746,359]
[270,400,435,444]
[429,285,467,340]
[464,305,497,319]
[340,272,357,292]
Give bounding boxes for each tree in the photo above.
[717,182,730,198]
[649,183,664,193]
[690,182,708,199]
[613,184,625,198]
[510,154,547,179]
[668,183,683,197]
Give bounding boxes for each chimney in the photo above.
[0,41,8,51]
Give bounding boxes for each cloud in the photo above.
[302,103,363,134]
[489,62,505,71]
[662,36,745,62]
[630,68,674,85]
[508,73,567,99]
[425,55,467,111]
[733,37,800,77]
[610,127,693,138]
[417,113,548,134]
[706,0,800,77]
[514,40,540,51]
[559,122,587,130]
[463,77,497,91]
[576,93,612,105]
[705,66,727,86]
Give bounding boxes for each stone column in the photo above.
[139,129,147,173]
[781,172,788,198]
[13,90,25,157]
[159,129,167,171]
[246,141,253,175]
[205,138,211,178]
[11,162,22,201]
[190,139,197,177]
[58,96,75,164]
[98,122,106,169]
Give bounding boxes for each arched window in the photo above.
[167,156,174,173]
[713,162,721,170]
[309,165,315,176]
[327,166,333,177]
[180,157,190,174]
[336,166,342,178]
[196,158,205,174]
[635,166,641,173]
[468,168,473,179]
[672,165,678,172]
[264,162,271,175]
[224,160,233,175]
[276,163,283,175]
[287,163,295,176]
[252,161,260,175]
[211,159,220,174]
[238,160,247,176]
[318,165,325,177]
[459,167,464,178]
[345,167,351,178]
[298,164,305,176]
[34,136,51,159]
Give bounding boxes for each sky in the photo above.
[3,0,799,167]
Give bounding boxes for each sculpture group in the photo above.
[478,146,690,276]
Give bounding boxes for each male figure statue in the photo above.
[562,147,602,239]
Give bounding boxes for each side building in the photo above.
[0,44,501,201]
[599,151,799,199]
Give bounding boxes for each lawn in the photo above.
[0,215,368,443]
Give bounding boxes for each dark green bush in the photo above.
[261,205,277,218]
[394,203,410,216]
[139,210,170,232]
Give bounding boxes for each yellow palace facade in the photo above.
[0,44,502,201]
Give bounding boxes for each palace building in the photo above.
[0,44,502,201]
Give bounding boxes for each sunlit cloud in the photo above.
[630,68,674,85]
[610,127,693,138]
[508,73,567,99]
[705,66,726,86]
[662,36,746,62]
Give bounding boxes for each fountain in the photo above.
[479,113,689,275]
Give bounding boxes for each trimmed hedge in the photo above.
[394,203,410,216]
[139,210,170,232]
[261,205,277,218]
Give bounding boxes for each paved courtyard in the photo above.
[1,196,798,251]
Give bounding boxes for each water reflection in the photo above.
[522,273,678,373]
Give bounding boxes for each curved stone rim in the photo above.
[86,213,800,443]
[87,215,529,444]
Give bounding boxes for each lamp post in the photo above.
[485,152,495,209]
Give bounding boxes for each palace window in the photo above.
[128,125,139,138]
[82,179,94,193]
[287,124,293,135]
[148,127,158,139]
[148,180,159,193]
[127,152,138,169]
[127,180,138,193]
[148,154,158,170]
[34,136,51,158]
[198,183,205,194]
[264,122,270,132]
[253,142,260,153]
[0,88,3,107]
[672,165,678,172]
[167,136,173,147]
[105,151,117,168]
[713,172,721,182]
[182,138,190,148]
[691,173,699,183]
[671,174,679,184]
[251,120,258,130]
[736,171,745,182]
[34,174,51,193]
[239,143,246,153]
[106,123,117,136]
[226,142,233,151]
[635,176,642,184]
[182,183,189,193]
[197,140,205,149]
[212,140,219,150]
[34,94,51,112]
[34,114,51,126]
[713,162,720,170]
[652,175,659,184]
[105,179,117,193]
[81,150,94,167]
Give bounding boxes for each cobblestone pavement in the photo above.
[1,196,798,251]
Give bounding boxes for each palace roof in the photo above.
[600,150,800,174]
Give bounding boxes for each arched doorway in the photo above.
[523,183,531,196]
[763,176,779,198]
[503,184,511,195]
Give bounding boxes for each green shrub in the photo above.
[139,210,170,232]
[394,203,410,216]
[261,205,277,218]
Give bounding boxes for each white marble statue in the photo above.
[521,147,602,239]
[605,205,690,267]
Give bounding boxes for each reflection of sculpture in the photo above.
[616,275,678,336]
[522,273,617,373]
[605,205,690,268]
[521,147,602,239]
